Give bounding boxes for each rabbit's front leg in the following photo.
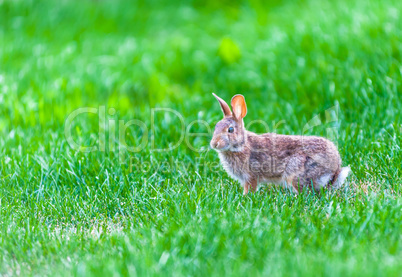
[243,179,257,195]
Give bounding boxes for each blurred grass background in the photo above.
[0,0,402,276]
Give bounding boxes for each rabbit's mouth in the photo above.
[210,140,230,151]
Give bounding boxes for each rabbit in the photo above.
[210,93,351,194]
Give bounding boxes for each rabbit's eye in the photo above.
[228,127,234,133]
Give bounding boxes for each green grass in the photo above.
[1,0,402,275]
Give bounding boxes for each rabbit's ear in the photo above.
[231,94,247,120]
[212,93,231,117]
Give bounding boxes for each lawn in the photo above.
[1,0,402,276]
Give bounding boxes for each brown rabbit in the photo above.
[210,93,350,194]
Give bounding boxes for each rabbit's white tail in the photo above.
[332,166,351,189]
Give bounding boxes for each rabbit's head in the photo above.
[210,93,247,152]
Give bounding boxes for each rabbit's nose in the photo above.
[210,140,218,149]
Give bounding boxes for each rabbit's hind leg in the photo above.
[284,175,309,193]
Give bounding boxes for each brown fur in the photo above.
[210,93,349,194]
